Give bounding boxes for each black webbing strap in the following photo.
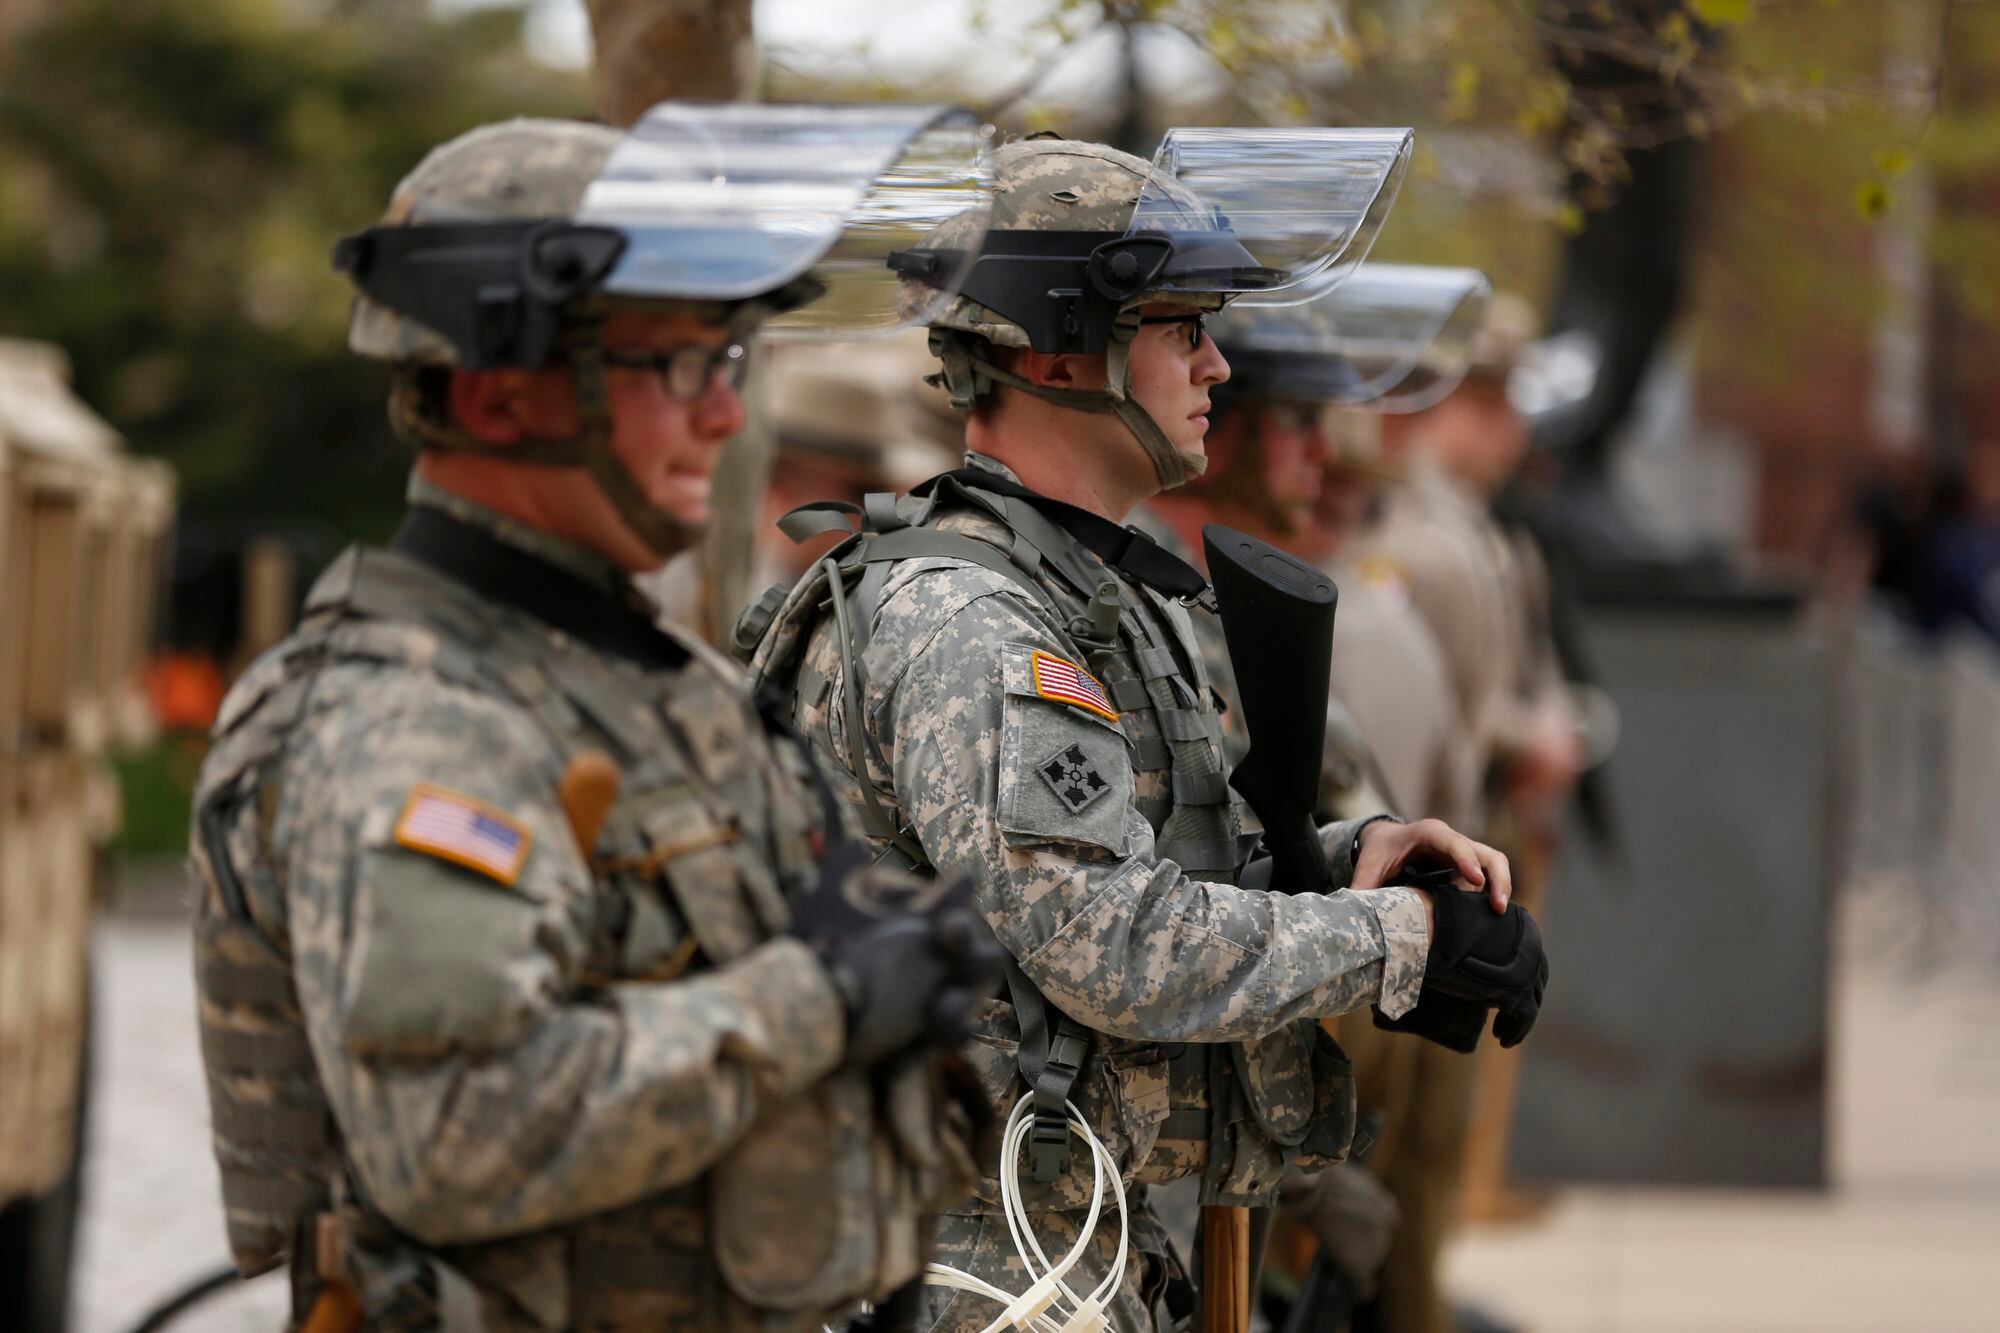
[911,469,1211,604]
[1006,959,1091,1182]
[852,525,1046,601]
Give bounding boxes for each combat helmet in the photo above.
[892,127,1414,491]
[1187,264,1492,531]
[892,136,1243,491]
[334,104,993,560]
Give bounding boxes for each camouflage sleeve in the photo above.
[862,568,1428,1033]
[276,666,846,1246]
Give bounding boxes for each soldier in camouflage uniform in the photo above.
[745,137,1548,1333]
[188,114,1004,1332]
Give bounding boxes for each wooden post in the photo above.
[1200,1204,1251,1333]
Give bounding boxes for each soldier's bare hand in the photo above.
[1352,818,1511,912]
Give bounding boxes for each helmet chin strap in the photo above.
[933,330,1200,491]
[561,323,706,562]
[402,321,705,563]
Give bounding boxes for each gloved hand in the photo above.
[791,842,1006,1069]
[1371,987,1490,1053]
[1419,885,1548,1049]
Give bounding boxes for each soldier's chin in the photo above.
[651,475,714,528]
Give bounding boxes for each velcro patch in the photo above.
[1029,650,1119,722]
[1038,742,1113,814]
[394,785,533,887]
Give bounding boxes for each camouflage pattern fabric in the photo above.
[759,454,1428,1332]
[192,485,973,1331]
[347,119,624,366]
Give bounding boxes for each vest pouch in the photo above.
[1107,1042,1173,1180]
[193,912,337,1274]
[1294,1021,1358,1169]
[1197,1021,1357,1206]
[712,1073,915,1311]
[638,793,777,966]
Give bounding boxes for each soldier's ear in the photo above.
[1017,349,1098,392]
[448,368,540,446]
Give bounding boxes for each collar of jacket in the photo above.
[912,466,1210,604]
[390,503,690,672]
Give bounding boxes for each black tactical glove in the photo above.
[1373,872,1548,1052]
[791,842,1006,1069]
[1371,986,1490,1053]
[1422,884,1547,1047]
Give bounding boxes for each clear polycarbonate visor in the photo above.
[1319,264,1492,412]
[1128,127,1412,300]
[579,103,994,337]
[1209,265,1491,412]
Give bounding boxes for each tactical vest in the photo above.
[193,542,955,1330]
[742,474,1356,1214]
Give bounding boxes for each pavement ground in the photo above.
[69,873,2000,1332]
[1443,886,2000,1332]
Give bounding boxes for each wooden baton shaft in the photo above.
[1200,1203,1251,1333]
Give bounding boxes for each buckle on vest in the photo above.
[730,583,788,661]
[1029,1028,1090,1183]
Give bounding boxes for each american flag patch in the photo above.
[394,786,533,886]
[1030,650,1119,723]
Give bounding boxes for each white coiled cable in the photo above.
[922,1093,1129,1333]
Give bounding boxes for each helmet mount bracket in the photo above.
[332,220,629,370]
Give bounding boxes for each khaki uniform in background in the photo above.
[1316,552,1483,1333]
[1345,465,1512,1333]
[1326,556,1479,831]
[1351,350,1581,1328]
[1365,456,1517,786]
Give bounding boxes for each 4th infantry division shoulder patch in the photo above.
[1039,742,1112,814]
[1030,650,1119,722]
[394,785,533,886]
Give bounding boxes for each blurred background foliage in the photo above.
[0,0,587,545]
[2,0,1983,546]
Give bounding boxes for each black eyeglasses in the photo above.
[599,341,748,400]
[1137,311,1208,351]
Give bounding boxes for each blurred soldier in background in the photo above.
[746,134,1546,1333]
[187,111,1003,1332]
[1369,295,1586,847]
[1360,294,1588,1329]
[640,332,956,625]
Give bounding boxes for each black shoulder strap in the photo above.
[391,506,690,672]
[912,468,1211,604]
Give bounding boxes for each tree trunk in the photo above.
[586,0,757,126]
[1538,0,1705,479]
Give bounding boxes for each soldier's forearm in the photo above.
[324,938,845,1245]
[1003,848,1428,1040]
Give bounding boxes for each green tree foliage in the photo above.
[0,0,586,540]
